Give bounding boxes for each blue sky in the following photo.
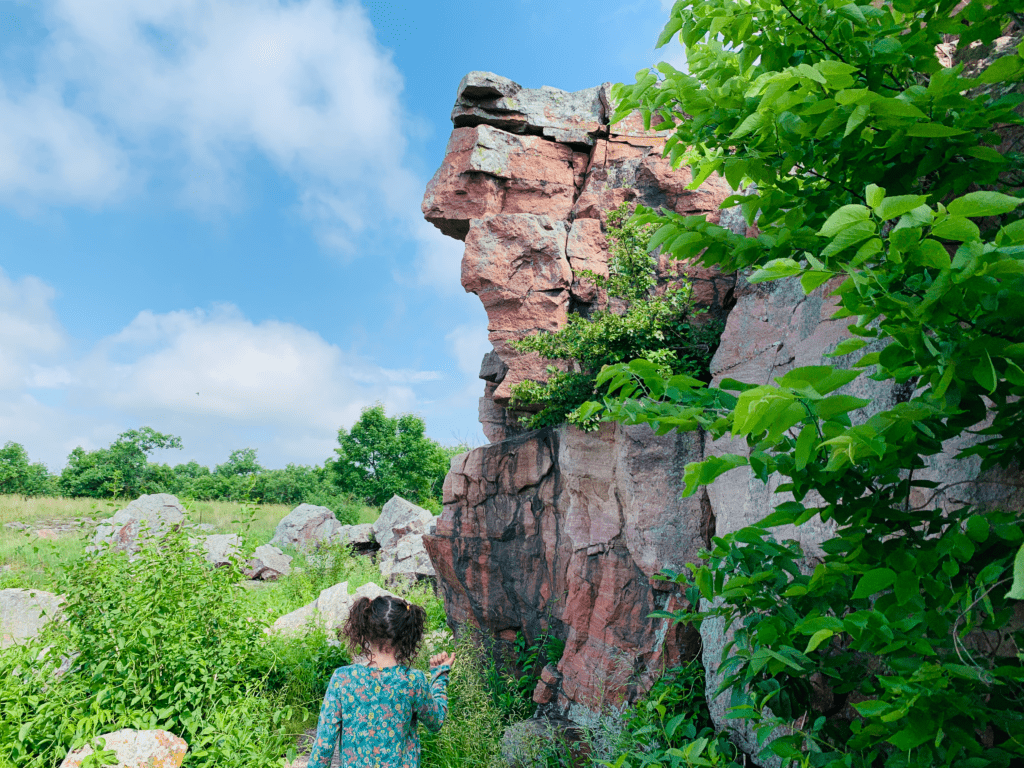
[0,0,681,472]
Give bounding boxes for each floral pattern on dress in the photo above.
[307,663,450,768]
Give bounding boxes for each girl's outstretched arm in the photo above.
[413,654,455,732]
[307,670,344,767]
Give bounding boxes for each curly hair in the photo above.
[341,595,426,667]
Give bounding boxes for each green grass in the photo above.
[0,494,381,592]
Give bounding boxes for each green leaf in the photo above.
[1007,543,1024,600]
[818,204,871,237]
[853,567,897,599]
[844,103,871,137]
[865,184,885,209]
[827,338,868,357]
[823,220,876,257]
[947,191,1023,218]
[795,424,817,471]
[931,216,980,242]
[978,54,1024,85]
[905,123,969,137]
[871,98,928,120]
[876,195,928,221]
[966,515,990,543]
[804,629,834,654]
[800,270,832,293]
[895,572,920,605]
[731,112,765,140]
[749,258,803,283]
[682,454,748,496]
[973,350,997,393]
[966,146,1007,163]
[853,700,891,718]
[812,394,870,420]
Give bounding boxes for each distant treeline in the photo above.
[0,405,462,519]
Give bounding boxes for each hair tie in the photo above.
[406,603,411,611]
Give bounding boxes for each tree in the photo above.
[582,2,1024,766]
[0,442,55,496]
[215,448,263,478]
[59,427,182,499]
[331,404,454,507]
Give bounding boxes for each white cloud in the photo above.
[413,219,467,293]
[0,270,449,470]
[1,0,418,248]
[446,323,491,379]
[0,269,67,390]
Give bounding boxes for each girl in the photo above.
[307,595,456,768]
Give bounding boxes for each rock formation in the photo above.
[243,544,292,581]
[270,504,344,550]
[421,69,1024,753]
[373,496,437,582]
[421,71,739,720]
[91,494,185,555]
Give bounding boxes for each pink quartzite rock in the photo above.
[59,729,187,768]
[425,422,708,719]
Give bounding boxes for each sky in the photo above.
[0,0,683,473]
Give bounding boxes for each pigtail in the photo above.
[341,596,374,657]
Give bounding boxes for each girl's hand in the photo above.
[429,651,455,669]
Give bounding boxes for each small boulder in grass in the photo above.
[59,729,187,768]
[243,544,292,580]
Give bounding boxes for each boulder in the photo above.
[333,523,376,552]
[268,580,398,637]
[91,494,185,555]
[372,496,435,552]
[59,729,187,768]
[200,534,241,567]
[243,545,292,581]
[372,496,437,583]
[269,504,343,550]
[1,588,64,648]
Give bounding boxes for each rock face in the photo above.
[270,504,343,550]
[423,72,734,444]
[59,729,187,768]
[421,70,1024,757]
[425,423,707,719]
[0,588,63,648]
[91,494,185,554]
[373,496,437,582]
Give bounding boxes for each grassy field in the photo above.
[0,494,381,590]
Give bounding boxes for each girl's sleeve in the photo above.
[307,670,343,767]
[412,665,451,732]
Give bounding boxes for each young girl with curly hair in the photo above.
[306,594,455,767]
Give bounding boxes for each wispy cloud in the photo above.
[2,0,419,249]
[0,269,444,471]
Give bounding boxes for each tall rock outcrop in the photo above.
[422,72,735,719]
[420,70,1023,750]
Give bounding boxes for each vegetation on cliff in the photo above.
[509,203,723,431]
[579,0,1024,766]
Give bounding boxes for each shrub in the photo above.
[510,203,723,431]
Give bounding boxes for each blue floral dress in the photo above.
[307,663,451,768]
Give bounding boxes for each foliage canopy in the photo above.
[587,1,1024,766]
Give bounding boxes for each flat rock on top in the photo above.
[452,71,606,146]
